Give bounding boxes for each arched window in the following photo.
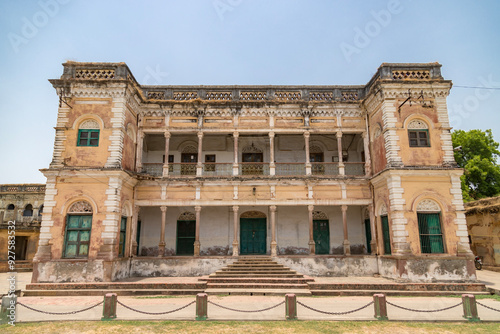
[77,119,100,147]
[7,204,15,210]
[63,201,93,258]
[416,199,444,253]
[407,119,430,147]
[23,204,33,217]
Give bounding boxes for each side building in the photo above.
[0,184,45,272]
[32,61,474,283]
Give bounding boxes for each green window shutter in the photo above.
[63,215,92,258]
[77,129,100,147]
[381,215,391,255]
[119,217,127,257]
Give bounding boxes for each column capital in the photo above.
[269,131,275,138]
[361,131,367,139]
[195,206,202,212]
[341,205,348,212]
[308,205,314,212]
[139,131,145,139]
[270,205,277,212]
[160,206,167,212]
[336,131,343,138]
[197,131,204,138]
[232,205,239,212]
[233,131,239,138]
[303,131,310,138]
[164,131,171,139]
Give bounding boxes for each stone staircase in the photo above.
[201,256,314,296]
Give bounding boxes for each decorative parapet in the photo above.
[0,184,46,193]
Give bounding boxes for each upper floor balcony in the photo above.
[137,131,370,179]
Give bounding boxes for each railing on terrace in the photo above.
[275,163,306,176]
[142,163,163,176]
[311,162,339,176]
[140,162,366,177]
[170,163,197,176]
[345,162,365,176]
[203,163,233,176]
[239,162,270,176]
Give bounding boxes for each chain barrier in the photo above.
[116,299,196,315]
[476,301,500,312]
[17,301,103,315]
[208,300,285,313]
[386,300,462,313]
[296,300,374,315]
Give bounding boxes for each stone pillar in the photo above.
[308,205,315,254]
[136,131,144,173]
[197,132,203,177]
[233,132,239,176]
[158,206,167,257]
[368,204,378,255]
[362,131,371,176]
[337,132,345,175]
[269,132,276,176]
[342,205,350,255]
[194,206,201,256]
[304,131,311,175]
[270,205,277,256]
[232,206,239,256]
[130,205,139,256]
[162,132,171,177]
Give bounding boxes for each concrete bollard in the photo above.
[101,293,117,321]
[0,295,17,325]
[373,294,388,320]
[462,294,480,322]
[196,293,208,320]
[285,294,297,320]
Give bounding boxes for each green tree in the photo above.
[452,129,500,201]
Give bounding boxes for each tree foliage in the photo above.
[452,129,500,201]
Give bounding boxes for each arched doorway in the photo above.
[240,211,267,255]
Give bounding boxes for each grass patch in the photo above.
[133,295,187,299]
[1,321,500,334]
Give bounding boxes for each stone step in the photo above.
[204,277,314,284]
[206,282,310,289]
[207,273,305,278]
[205,288,312,296]
[310,289,492,297]
[221,267,291,272]
[26,282,206,291]
[308,283,488,292]
[23,289,203,297]
[227,264,285,268]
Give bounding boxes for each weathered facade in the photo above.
[0,184,45,272]
[32,61,475,283]
[465,197,500,267]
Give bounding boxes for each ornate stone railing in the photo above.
[275,163,307,176]
[170,163,197,176]
[345,162,365,176]
[311,162,340,176]
[239,163,270,176]
[142,163,163,176]
[203,163,233,176]
[0,185,46,193]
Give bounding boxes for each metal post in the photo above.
[462,294,480,322]
[196,293,208,320]
[285,294,297,320]
[373,294,388,320]
[101,293,117,321]
[0,295,16,325]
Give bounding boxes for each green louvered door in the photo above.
[240,218,267,255]
[418,213,444,253]
[176,220,195,255]
[381,215,391,255]
[364,218,372,254]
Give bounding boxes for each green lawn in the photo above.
[1,321,499,334]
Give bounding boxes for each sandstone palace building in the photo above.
[32,62,475,283]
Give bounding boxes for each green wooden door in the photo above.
[381,215,391,255]
[177,220,195,255]
[364,218,372,254]
[240,218,267,255]
[313,220,330,254]
[417,213,444,253]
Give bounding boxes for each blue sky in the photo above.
[0,0,499,183]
